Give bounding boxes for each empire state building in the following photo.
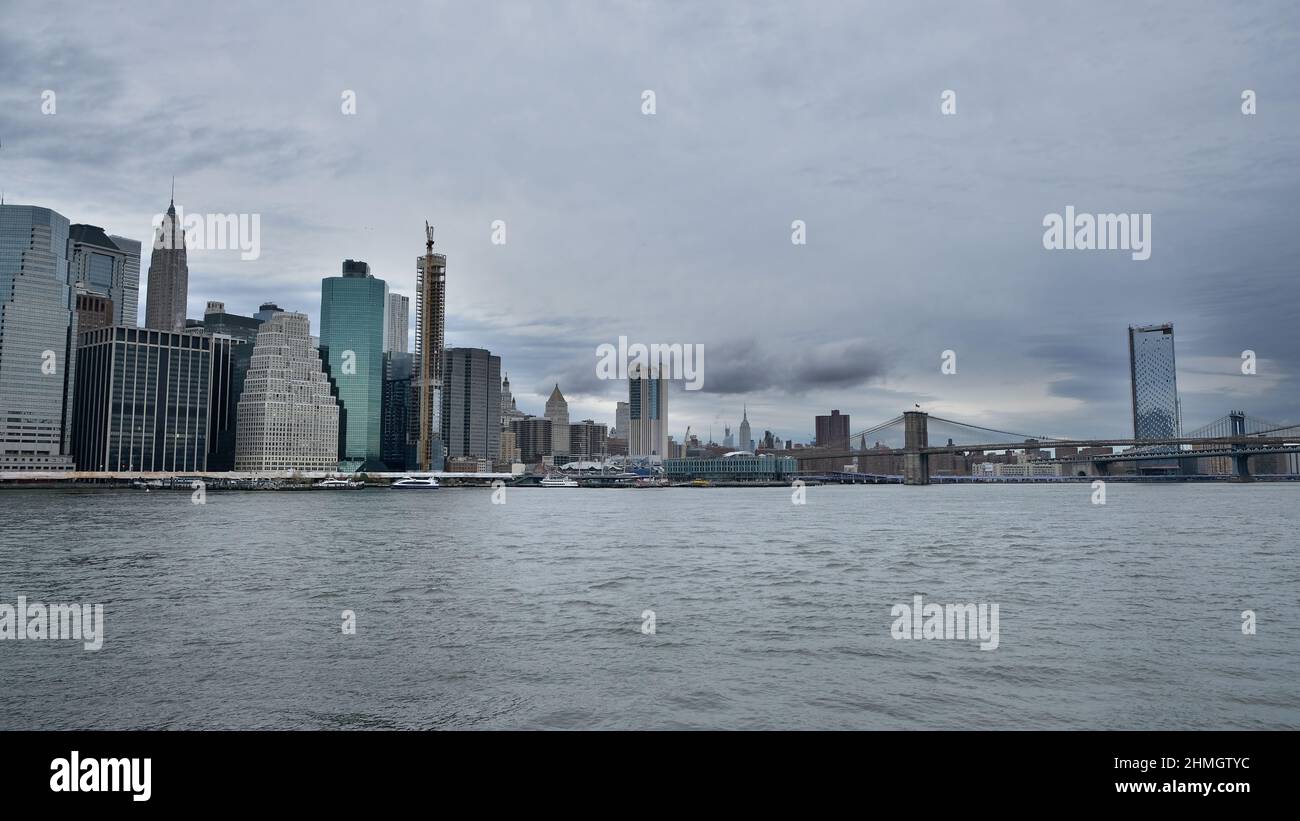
[144,192,189,331]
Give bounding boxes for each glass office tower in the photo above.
[1128,323,1181,440]
[320,260,389,468]
[0,204,74,470]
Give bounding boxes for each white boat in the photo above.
[314,477,361,488]
[539,474,579,488]
[391,475,440,489]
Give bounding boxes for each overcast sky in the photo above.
[3,1,1297,443]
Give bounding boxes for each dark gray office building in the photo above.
[72,325,228,472]
[441,347,501,461]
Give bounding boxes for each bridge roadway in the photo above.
[802,436,1300,461]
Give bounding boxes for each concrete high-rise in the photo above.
[545,384,570,459]
[1128,323,1181,439]
[628,364,668,457]
[385,292,409,353]
[569,419,609,460]
[143,194,189,331]
[235,312,340,472]
[510,417,552,464]
[320,259,389,468]
[615,401,630,439]
[0,204,74,470]
[441,347,501,460]
[815,409,850,450]
[738,405,752,453]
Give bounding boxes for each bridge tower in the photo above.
[903,411,930,485]
[1229,410,1252,480]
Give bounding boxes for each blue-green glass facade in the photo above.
[320,262,388,467]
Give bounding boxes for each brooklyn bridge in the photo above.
[793,410,1300,484]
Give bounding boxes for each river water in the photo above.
[0,483,1296,729]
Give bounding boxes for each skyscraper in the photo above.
[545,384,570,459]
[143,194,189,331]
[415,224,446,470]
[67,224,140,326]
[187,302,263,470]
[385,292,409,353]
[500,372,527,427]
[615,401,630,439]
[254,302,284,323]
[510,417,552,465]
[1128,323,1181,440]
[235,312,340,472]
[107,235,141,325]
[569,419,609,460]
[0,204,74,470]
[815,409,850,449]
[382,351,415,470]
[628,363,668,457]
[320,259,389,468]
[441,347,501,460]
[738,405,751,453]
[72,325,222,472]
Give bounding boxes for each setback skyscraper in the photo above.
[738,405,751,453]
[545,384,570,460]
[0,204,74,470]
[143,194,189,331]
[235,312,340,472]
[320,259,389,468]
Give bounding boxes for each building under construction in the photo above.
[415,223,447,471]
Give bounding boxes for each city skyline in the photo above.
[2,3,1298,443]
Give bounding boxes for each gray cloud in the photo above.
[4,1,1298,442]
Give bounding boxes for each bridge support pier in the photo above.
[903,411,930,486]
[1232,453,1253,482]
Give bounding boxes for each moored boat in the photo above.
[391,475,440,489]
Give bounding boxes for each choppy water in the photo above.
[0,483,1297,729]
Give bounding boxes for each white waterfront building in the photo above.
[235,311,340,472]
